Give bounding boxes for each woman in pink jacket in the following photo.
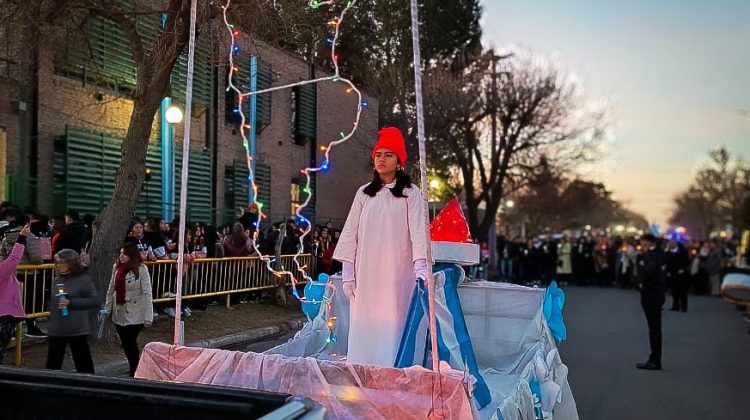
[0,224,30,364]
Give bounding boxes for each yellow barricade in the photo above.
[10,254,313,365]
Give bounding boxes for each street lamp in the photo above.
[429,179,440,190]
[505,200,514,209]
[165,105,184,124]
[161,102,183,222]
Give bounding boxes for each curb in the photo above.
[96,318,307,377]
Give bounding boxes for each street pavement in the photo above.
[559,286,750,420]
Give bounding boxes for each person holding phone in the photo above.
[0,224,30,363]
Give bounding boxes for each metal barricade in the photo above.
[11,254,312,366]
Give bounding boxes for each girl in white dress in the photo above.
[333,127,430,367]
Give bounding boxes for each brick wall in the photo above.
[218,37,379,228]
[2,27,379,225]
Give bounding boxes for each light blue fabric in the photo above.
[394,263,492,409]
[300,273,330,319]
[543,281,567,344]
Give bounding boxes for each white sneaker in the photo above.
[164,308,176,317]
[183,307,192,317]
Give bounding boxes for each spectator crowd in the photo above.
[494,232,744,301]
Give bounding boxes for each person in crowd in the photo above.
[30,214,51,238]
[281,219,301,255]
[102,243,153,376]
[222,222,253,257]
[498,236,514,282]
[143,218,168,260]
[514,237,528,284]
[594,237,611,286]
[692,241,711,295]
[0,211,46,338]
[46,249,98,373]
[81,214,96,253]
[50,215,66,256]
[29,214,53,262]
[541,236,557,285]
[615,238,638,288]
[190,223,208,258]
[333,127,429,367]
[57,210,87,254]
[557,236,573,286]
[203,224,221,258]
[320,230,341,275]
[0,206,18,238]
[124,219,156,261]
[527,238,543,284]
[635,234,666,371]
[238,204,260,238]
[0,224,30,364]
[0,210,43,265]
[0,207,49,338]
[665,240,690,312]
[706,239,724,296]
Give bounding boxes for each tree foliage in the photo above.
[423,51,610,241]
[508,160,648,235]
[669,146,750,238]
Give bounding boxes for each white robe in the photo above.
[333,182,429,367]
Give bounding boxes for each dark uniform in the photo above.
[666,244,690,312]
[637,242,667,370]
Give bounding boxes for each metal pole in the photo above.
[173,0,198,346]
[408,0,439,373]
[248,56,258,204]
[160,14,174,222]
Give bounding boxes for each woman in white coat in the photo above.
[333,127,430,367]
[103,243,153,376]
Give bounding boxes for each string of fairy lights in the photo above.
[222,0,364,323]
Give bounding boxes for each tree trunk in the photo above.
[85,0,196,299]
[88,90,167,297]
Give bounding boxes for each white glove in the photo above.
[413,259,429,280]
[343,281,356,301]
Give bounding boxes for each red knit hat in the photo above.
[372,127,407,165]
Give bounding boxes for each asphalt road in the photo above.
[559,286,750,420]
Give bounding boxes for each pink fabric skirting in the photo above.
[136,342,475,419]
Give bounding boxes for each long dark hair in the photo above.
[118,243,142,278]
[230,222,248,247]
[363,169,412,198]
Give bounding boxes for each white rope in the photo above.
[173,0,198,346]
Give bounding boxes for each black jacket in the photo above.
[57,221,87,253]
[666,246,690,277]
[638,248,667,293]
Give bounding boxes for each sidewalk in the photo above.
[3,298,306,376]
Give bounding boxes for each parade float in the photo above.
[137,199,578,419]
[134,1,578,418]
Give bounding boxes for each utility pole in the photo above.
[487,53,500,275]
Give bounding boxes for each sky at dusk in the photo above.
[481,0,750,227]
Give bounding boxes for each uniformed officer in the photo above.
[636,234,666,370]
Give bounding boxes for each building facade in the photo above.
[0,12,378,227]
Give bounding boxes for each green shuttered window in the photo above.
[54,3,212,104]
[62,126,212,221]
[292,84,316,145]
[224,161,271,224]
[225,57,272,131]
